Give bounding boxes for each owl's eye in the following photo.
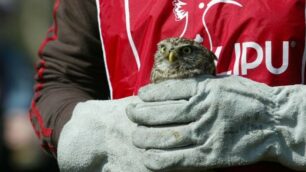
[160,46,167,53]
[181,46,192,54]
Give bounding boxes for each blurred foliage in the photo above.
[0,0,54,62]
[0,1,60,171]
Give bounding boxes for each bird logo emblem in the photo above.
[173,0,243,50]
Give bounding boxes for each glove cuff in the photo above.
[271,85,306,170]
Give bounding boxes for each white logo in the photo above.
[173,0,243,50]
[173,1,291,77]
[232,41,289,76]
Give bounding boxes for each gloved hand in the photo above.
[57,97,152,172]
[126,75,306,171]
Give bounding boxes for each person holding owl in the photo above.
[30,0,306,171]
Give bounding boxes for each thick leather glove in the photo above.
[126,75,306,171]
[57,97,152,172]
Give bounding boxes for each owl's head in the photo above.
[151,37,216,83]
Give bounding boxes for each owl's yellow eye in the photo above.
[182,47,192,54]
[160,46,167,53]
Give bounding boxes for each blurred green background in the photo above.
[1,0,59,171]
[1,0,54,59]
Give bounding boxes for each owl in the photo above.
[151,37,216,83]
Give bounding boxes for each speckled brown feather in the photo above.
[151,37,216,83]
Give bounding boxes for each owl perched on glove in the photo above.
[151,37,217,83]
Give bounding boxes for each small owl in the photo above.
[151,37,216,83]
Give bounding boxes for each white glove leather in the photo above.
[57,97,152,172]
[126,75,306,171]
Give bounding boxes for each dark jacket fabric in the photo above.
[30,0,109,155]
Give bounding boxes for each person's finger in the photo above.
[132,125,195,149]
[143,148,209,171]
[138,78,198,102]
[138,75,214,102]
[126,100,200,125]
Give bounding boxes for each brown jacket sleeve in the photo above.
[30,0,109,157]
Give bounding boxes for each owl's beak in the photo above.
[167,51,176,63]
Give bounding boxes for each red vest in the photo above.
[96,1,305,171]
[96,0,305,99]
